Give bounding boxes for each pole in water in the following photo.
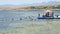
[38,14,40,17]
[20,18,22,20]
[12,18,14,21]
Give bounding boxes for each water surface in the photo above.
[0,10,60,34]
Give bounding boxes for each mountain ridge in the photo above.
[0,1,60,8]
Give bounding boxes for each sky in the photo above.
[0,0,60,5]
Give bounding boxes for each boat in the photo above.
[37,17,60,19]
[37,10,60,19]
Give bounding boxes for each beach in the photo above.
[0,7,60,10]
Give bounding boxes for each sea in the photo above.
[0,10,60,34]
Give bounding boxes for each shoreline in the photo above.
[0,8,60,10]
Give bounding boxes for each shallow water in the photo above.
[0,10,60,34]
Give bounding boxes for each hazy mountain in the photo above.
[0,4,19,8]
[0,1,60,8]
[41,1,60,6]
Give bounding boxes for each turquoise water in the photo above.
[0,10,60,30]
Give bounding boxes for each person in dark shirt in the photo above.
[45,12,49,17]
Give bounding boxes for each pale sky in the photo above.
[0,0,60,5]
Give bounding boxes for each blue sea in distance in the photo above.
[0,10,60,34]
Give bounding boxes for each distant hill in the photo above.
[0,1,60,8]
[40,1,60,6]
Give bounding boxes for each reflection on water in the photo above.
[0,10,60,34]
